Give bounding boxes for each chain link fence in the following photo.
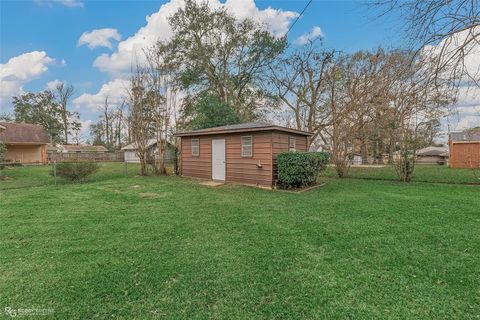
[0,161,143,191]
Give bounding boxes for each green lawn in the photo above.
[1,164,479,319]
[324,164,480,185]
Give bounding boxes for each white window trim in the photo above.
[191,138,200,156]
[289,136,296,151]
[241,136,253,157]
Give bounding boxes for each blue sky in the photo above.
[2,0,475,138]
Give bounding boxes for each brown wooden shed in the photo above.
[175,122,312,187]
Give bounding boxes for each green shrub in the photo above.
[52,159,99,182]
[277,152,329,189]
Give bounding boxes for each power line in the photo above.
[285,0,313,36]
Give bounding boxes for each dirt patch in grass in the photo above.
[139,192,169,199]
[275,182,326,193]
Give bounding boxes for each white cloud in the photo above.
[448,114,480,131]
[73,79,129,111]
[423,27,480,132]
[296,26,324,45]
[78,28,122,50]
[447,86,480,131]
[224,0,298,37]
[456,86,480,108]
[422,27,480,84]
[77,119,93,137]
[93,0,298,76]
[45,79,65,91]
[0,51,55,103]
[35,0,84,8]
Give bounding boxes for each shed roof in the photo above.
[416,146,449,157]
[450,131,480,142]
[121,139,173,151]
[0,122,49,144]
[174,122,312,137]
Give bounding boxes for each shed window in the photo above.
[241,136,253,157]
[191,139,200,156]
[289,136,296,151]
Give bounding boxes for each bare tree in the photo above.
[342,50,393,164]
[72,128,84,145]
[143,43,178,175]
[127,63,153,176]
[372,0,480,88]
[113,100,126,150]
[269,41,336,148]
[387,52,452,182]
[100,97,112,149]
[326,62,355,177]
[54,83,80,144]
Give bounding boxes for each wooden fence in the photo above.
[48,151,124,162]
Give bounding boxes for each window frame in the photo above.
[289,136,296,151]
[241,135,253,157]
[191,138,200,157]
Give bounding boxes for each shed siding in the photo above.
[225,132,272,186]
[180,130,309,186]
[449,141,480,168]
[181,136,212,179]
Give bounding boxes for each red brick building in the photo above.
[449,131,480,169]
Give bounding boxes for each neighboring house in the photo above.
[175,122,312,187]
[351,154,363,165]
[47,144,108,155]
[121,139,174,163]
[416,146,449,165]
[0,122,49,164]
[46,144,59,154]
[449,131,480,168]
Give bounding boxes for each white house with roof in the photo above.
[121,139,175,163]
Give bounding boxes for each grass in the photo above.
[1,164,479,319]
[0,162,140,190]
[323,164,480,185]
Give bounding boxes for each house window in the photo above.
[289,137,296,151]
[191,139,200,156]
[241,136,253,157]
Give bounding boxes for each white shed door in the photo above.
[212,139,225,181]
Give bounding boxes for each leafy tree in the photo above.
[165,0,285,121]
[186,93,240,130]
[89,122,106,146]
[0,113,14,122]
[12,91,64,143]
